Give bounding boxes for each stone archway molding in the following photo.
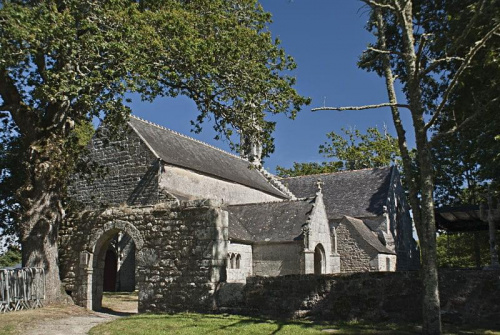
[80,220,145,310]
[89,220,145,253]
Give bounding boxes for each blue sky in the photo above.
[130,0,415,173]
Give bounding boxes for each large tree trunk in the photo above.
[19,139,68,304]
[415,144,441,334]
[397,1,442,333]
[21,197,64,304]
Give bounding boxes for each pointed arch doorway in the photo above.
[314,244,326,275]
[83,221,144,312]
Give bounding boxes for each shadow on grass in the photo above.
[98,307,137,317]
[118,313,422,334]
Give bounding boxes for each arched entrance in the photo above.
[314,244,326,275]
[84,220,144,311]
[103,249,118,292]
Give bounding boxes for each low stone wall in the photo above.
[216,269,500,327]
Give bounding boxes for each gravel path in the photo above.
[23,310,119,335]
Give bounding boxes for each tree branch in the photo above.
[425,22,500,131]
[430,96,498,144]
[421,56,465,76]
[0,67,32,134]
[361,0,396,10]
[368,47,403,56]
[312,102,410,112]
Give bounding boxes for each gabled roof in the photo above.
[128,116,288,198]
[281,167,394,219]
[227,199,314,243]
[341,216,395,254]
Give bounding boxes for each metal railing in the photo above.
[0,268,45,313]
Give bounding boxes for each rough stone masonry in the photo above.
[59,199,228,313]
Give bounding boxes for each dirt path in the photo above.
[5,292,139,335]
[23,310,119,335]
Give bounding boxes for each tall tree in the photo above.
[427,0,500,206]
[0,0,309,303]
[276,126,399,177]
[312,1,499,333]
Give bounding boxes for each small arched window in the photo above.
[236,254,241,269]
[230,253,235,269]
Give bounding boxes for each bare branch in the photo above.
[430,96,498,143]
[368,47,404,56]
[421,56,465,76]
[425,22,500,130]
[312,102,410,112]
[361,0,396,11]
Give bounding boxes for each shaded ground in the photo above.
[88,313,500,335]
[2,292,499,335]
[0,291,138,335]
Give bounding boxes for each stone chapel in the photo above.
[59,116,419,312]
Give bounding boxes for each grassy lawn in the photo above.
[1,291,498,335]
[88,313,500,335]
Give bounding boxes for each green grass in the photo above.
[89,313,421,335]
[89,313,500,335]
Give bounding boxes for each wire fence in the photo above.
[0,268,45,313]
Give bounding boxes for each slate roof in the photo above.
[227,200,314,243]
[281,167,394,219]
[342,216,395,254]
[128,116,287,198]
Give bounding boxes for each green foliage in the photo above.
[276,126,399,177]
[0,0,309,241]
[436,232,495,268]
[276,161,343,178]
[0,118,23,246]
[0,246,22,268]
[319,126,400,171]
[358,0,500,207]
[0,0,309,157]
[425,0,500,206]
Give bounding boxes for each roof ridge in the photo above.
[278,166,393,180]
[129,115,252,164]
[259,168,296,199]
[130,115,290,199]
[226,198,313,207]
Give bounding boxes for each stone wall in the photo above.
[335,221,378,273]
[117,234,136,291]
[376,254,397,272]
[216,270,500,327]
[227,242,253,283]
[159,164,283,204]
[252,243,303,276]
[59,200,228,312]
[67,127,161,209]
[304,193,338,274]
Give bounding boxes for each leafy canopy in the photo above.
[0,0,309,245]
[0,0,309,155]
[276,126,399,177]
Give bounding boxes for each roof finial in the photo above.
[316,179,323,193]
